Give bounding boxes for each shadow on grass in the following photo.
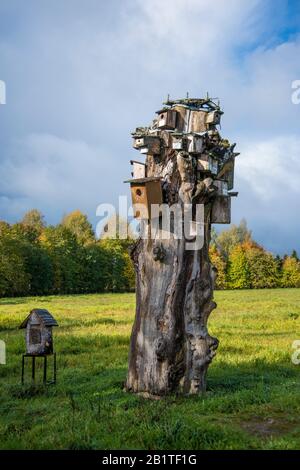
[208,359,298,394]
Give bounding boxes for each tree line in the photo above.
[210,219,300,289]
[0,210,135,297]
[0,211,299,297]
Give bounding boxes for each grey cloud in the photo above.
[0,0,299,254]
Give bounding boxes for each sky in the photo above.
[0,0,300,254]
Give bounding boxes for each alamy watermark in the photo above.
[0,340,6,365]
[291,80,300,104]
[291,340,300,365]
[96,196,205,251]
[0,79,6,105]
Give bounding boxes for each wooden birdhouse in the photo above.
[214,179,228,196]
[188,110,208,133]
[218,158,235,190]
[172,133,186,150]
[206,110,222,126]
[187,134,204,154]
[130,160,146,179]
[125,177,163,219]
[19,309,58,355]
[197,155,218,175]
[157,109,177,130]
[133,135,161,155]
[173,105,190,132]
[211,196,231,224]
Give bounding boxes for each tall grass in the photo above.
[0,289,300,449]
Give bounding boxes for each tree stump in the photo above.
[125,97,238,396]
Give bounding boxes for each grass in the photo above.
[0,289,300,450]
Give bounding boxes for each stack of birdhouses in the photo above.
[126,95,239,225]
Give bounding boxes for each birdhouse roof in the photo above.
[19,309,58,329]
[130,160,146,166]
[124,176,162,184]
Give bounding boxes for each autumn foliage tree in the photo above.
[1,212,300,296]
[209,246,227,289]
[0,210,136,296]
[281,256,300,288]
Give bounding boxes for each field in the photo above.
[0,289,300,450]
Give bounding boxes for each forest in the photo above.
[0,210,299,297]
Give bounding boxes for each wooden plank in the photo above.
[211,196,231,224]
[131,161,146,179]
[188,110,207,133]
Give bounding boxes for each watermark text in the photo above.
[0,80,6,105]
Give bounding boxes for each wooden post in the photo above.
[54,353,57,384]
[32,356,35,382]
[43,355,47,384]
[21,355,25,385]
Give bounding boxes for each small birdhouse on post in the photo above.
[19,309,58,385]
[20,309,58,355]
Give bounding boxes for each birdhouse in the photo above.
[188,110,208,133]
[173,105,190,132]
[211,196,231,224]
[197,155,218,175]
[133,135,161,155]
[125,177,163,219]
[206,110,222,126]
[19,309,58,355]
[214,179,228,196]
[157,109,177,130]
[218,158,235,190]
[186,134,204,154]
[130,160,146,179]
[172,133,186,150]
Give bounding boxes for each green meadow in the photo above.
[0,289,300,450]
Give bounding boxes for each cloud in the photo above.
[0,0,300,253]
[0,134,117,222]
[238,135,300,199]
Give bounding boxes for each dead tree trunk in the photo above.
[125,97,238,396]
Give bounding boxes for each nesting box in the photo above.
[172,134,186,150]
[173,106,190,132]
[188,110,208,133]
[197,155,218,175]
[211,196,231,224]
[19,309,58,355]
[130,160,146,179]
[214,179,228,196]
[206,110,222,126]
[125,177,163,219]
[133,135,161,155]
[187,134,204,154]
[157,109,177,130]
[218,159,235,190]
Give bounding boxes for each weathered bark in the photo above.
[125,152,218,395]
[125,98,237,396]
